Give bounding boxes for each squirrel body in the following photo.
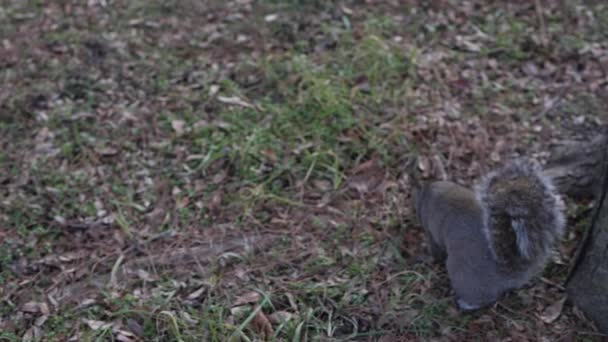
[413,160,565,310]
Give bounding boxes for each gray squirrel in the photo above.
[411,159,566,310]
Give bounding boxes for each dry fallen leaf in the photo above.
[313,179,332,191]
[347,159,386,194]
[115,329,137,342]
[171,120,186,136]
[217,95,255,109]
[233,291,261,306]
[136,269,156,282]
[230,305,251,319]
[187,287,206,300]
[212,170,228,184]
[95,146,119,156]
[209,84,220,96]
[268,310,295,324]
[207,189,224,216]
[22,326,42,342]
[39,302,49,315]
[35,315,49,327]
[539,297,567,324]
[264,14,278,22]
[456,35,482,52]
[22,302,43,313]
[84,319,112,331]
[77,298,97,309]
[252,310,273,338]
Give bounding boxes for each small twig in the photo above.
[496,302,535,321]
[534,0,548,47]
[376,270,426,287]
[539,276,566,291]
[109,253,125,288]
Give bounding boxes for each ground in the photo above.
[1,0,608,341]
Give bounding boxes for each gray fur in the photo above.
[474,159,565,266]
[413,159,566,310]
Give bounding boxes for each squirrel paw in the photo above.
[456,298,482,311]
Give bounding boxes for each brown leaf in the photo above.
[252,310,273,339]
[260,149,278,163]
[233,291,261,306]
[83,319,112,330]
[176,196,189,209]
[212,170,228,184]
[230,305,251,319]
[136,269,156,282]
[351,158,377,174]
[39,302,50,315]
[268,310,294,324]
[171,120,186,136]
[22,326,42,342]
[207,189,223,215]
[116,330,137,342]
[187,287,206,300]
[539,297,566,324]
[58,251,86,263]
[347,159,386,194]
[313,179,332,191]
[34,315,48,327]
[95,146,119,156]
[22,302,42,313]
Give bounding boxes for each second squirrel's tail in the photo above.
[475,159,566,267]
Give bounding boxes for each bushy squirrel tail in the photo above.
[475,159,566,267]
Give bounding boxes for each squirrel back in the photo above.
[475,160,566,270]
